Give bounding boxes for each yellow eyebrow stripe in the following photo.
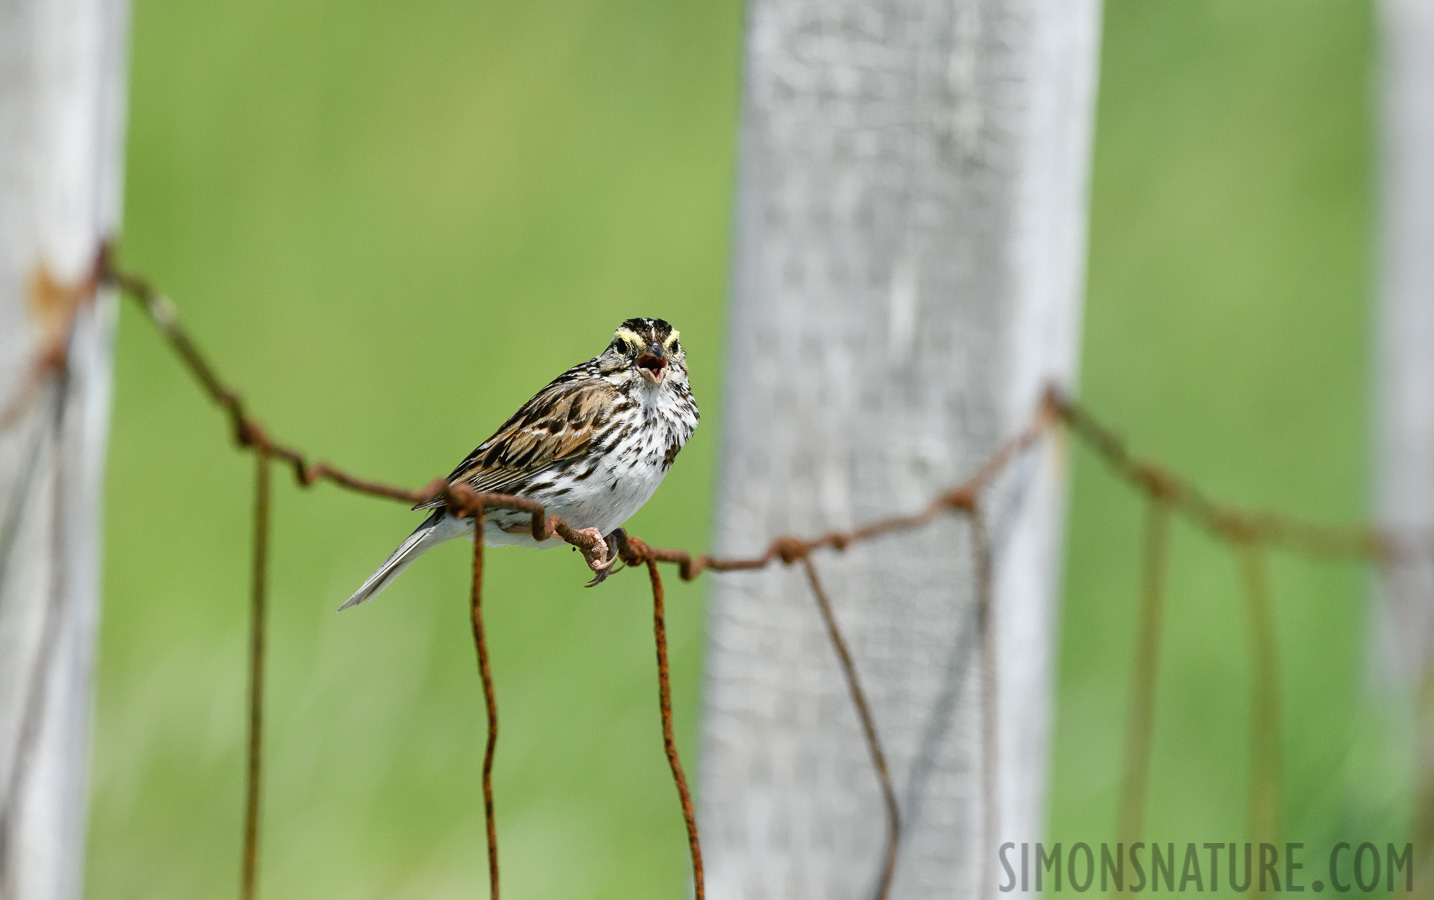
[613,329,644,346]
[663,330,680,347]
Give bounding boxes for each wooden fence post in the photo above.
[700,1,1101,896]
[0,0,129,896]
[1373,1,1434,891]
[1374,0,1434,683]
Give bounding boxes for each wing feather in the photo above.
[413,369,621,511]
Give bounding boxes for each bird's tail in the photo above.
[340,512,449,611]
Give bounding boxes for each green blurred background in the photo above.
[93,0,1401,897]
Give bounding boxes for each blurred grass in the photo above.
[91,0,1400,898]
[97,0,742,897]
[1051,0,1409,889]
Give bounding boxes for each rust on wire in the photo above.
[241,452,272,900]
[1115,495,1172,885]
[0,250,106,433]
[799,556,900,900]
[630,541,705,900]
[462,493,501,900]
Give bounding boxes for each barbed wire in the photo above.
[0,249,1423,900]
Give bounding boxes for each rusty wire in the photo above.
[466,498,501,900]
[799,556,899,900]
[241,453,272,900]
[1238,541,1282,870]
[2,256,1428,897]
[633,403,1059,584]
[1115,495,1172,883]
[1053,393,1389,561]
[634,547,705,900]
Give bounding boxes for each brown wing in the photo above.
[412,369,621,511]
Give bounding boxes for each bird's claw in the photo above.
[585,561,626,587]
[575,528,618,586]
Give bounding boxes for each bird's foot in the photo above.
[587,529,633,587]
[575,527,618,586]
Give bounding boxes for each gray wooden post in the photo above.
[700,1,1101,897]
[0,0,129,896]
[1374,0,1434,684]
[1372,7,1434,892]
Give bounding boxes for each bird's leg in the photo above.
[583,529,638,588]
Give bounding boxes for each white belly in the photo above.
[485,466,667,548]
[471,430,675,549]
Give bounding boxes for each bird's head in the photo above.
[599,317,687,389]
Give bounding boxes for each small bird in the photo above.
[340,318,698,610]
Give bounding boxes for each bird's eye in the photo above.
[670,340,681,354]
[612,339,628,354]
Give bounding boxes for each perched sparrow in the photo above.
[340,318,698,610]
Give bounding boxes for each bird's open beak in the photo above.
[637,342,668,385]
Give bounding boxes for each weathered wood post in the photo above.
[0,0,130,896]
[700,1,1101,896]
[1374,0,1434,681]
[1373,0,1434,891]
